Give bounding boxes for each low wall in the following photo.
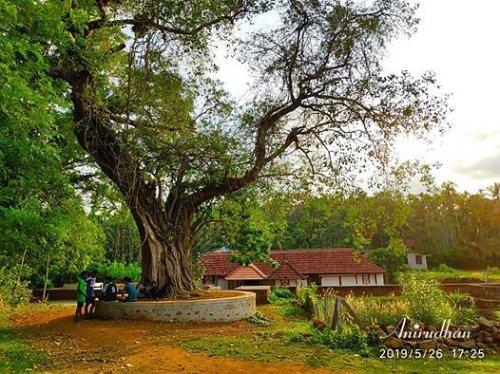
[440,283,500,300]
[288,283,500,300]
[33,288,75,300]
[314,285,401,297]
[95,291,256,323]
[235,286,270,304]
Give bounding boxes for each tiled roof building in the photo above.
[202,248,385,289]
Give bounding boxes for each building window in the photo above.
[415,255,423,265]
[362,274,370,284]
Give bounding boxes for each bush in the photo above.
[0,268,30,308]
[447,293,473,308]
[367,243,407,280]
[344,296,410,327]
[398,272,454,325]
[269,287,294,305]
[284,330,306,343]
[487,267,500,277]
[309,325,370,355]
[272,287,294,299]
[281,305,305,319]
[94,261,141,282]
[295,284,317,305]
[454,306,478,326]
[435,263,457,273]
[295,284,317,318]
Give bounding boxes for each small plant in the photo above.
[343,296,410,327]
[282,305,304,319]
[0,268,30,308]
[398,272,454,325]
[295,284,317,305]
[272,287,294,299]
[295,284,317,318]
[313,288,337,326]
[447,293,474,308]
[283,330,306,343]
[309,325,371,355]
[435,263,457,273]
[269,287,294,305]
[247,311,271,327]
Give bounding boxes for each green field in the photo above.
[415,269,500,283]
[175,303,500,373]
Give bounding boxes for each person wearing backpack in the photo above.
[102,276,118,301]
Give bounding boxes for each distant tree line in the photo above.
[193,182,500,273]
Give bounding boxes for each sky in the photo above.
[215,0,500,193]
[386,0,500,193]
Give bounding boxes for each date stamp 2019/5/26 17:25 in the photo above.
[379,348,485,359]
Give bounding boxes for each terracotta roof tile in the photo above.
[202,248,385,278]
[225,263,267,280]
[268,261,304,280]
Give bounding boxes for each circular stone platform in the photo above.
[95,291,256,323]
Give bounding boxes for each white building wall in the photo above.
[273,279,309,287]
[320,276,340,286]
[321,274,384,286]
[340,275,357,286]
[407,253,428,270]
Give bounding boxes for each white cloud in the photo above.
[384,0,500,192]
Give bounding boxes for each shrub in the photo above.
[343,296,410,327]
[447,293,474,308]
[454,306,478,326]
[281,305,304,319]
[435,263,457,273]
[94,261,141,282]
[272,287,294,299]
[0,268,30,308]
[284,330,306,343]
[398,272,454,325]
[269,287,294,305]
[487,267,500,277]
[309,326,370,355]
[367,243,407,280]
[295,284,317,318]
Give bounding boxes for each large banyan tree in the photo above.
[23,0,447,294]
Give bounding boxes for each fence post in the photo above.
[332,297,343,332]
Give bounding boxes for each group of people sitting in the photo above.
[134,279,171,300]
[75,270,171,322]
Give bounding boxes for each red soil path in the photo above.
[12,309,336,373]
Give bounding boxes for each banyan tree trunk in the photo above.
[131,203,195,296]
[71,85,196,296]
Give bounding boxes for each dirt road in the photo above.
[12,308,334,373]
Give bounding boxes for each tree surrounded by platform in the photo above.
[13,0,447,294]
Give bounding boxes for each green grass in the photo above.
[0,314,45,372]
[175,335,500,373]
[173,304,500,373]
[0,302,72,373]
[416,269,500,283]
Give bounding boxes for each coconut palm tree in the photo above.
[487,183,500,200]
